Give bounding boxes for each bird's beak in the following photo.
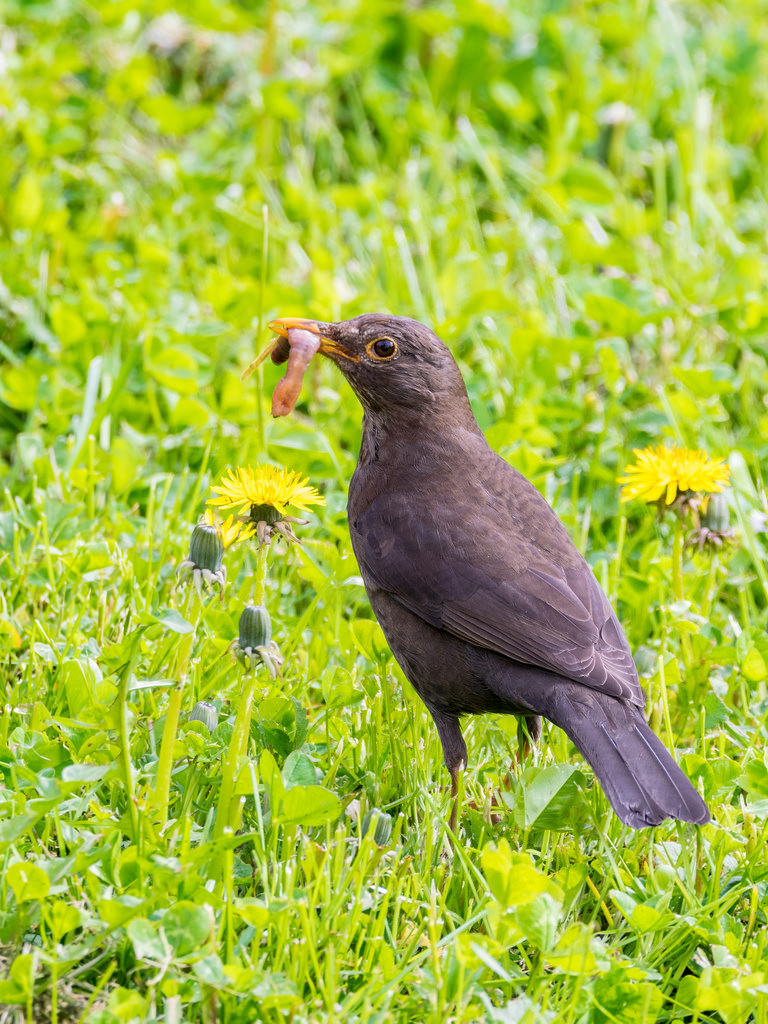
[268,317,359,362]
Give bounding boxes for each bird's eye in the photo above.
[367,337,397,360]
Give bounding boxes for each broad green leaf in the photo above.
[233,899,270,930]
[515,893,561,950]
[282,750,317,790]
[350,619,390,663]
[193,954,228,988]
[127,919,167,962]
[61,763,113,783]
[591,978,663,1023]
[546,922,605,974]
[146,609,194,634]
[6,861,50,903]
[512,764,588,831]
[480,840,563,909]
[321,667,363,708]
[161,901,214,958]
[47,900,82,940]
[278,786,341,827]
[59,657,103,716]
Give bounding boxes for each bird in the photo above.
[269,313,710,830]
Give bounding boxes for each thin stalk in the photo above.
[657,654,676,754]
[155,591,201,828]
[117,635,143,844]
[154,682,186,829]
[254,543,269,606]
[671,513,694,669]
[700,553,719,621]
[254,204,269,457]
[214,667,261,888]
[215,669,260,837]
[671,514,686,603]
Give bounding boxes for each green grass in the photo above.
[2,0,768,1020]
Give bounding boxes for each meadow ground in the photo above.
[1,1,768,1021]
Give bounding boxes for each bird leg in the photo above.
[516,714,542,763]
[431,710,467,832]
[448,760,465,833]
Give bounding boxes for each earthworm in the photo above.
[271,328,321,417]
[270,336,291,365]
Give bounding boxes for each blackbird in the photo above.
[270,314,710,829]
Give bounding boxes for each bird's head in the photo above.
[269,313,472,422]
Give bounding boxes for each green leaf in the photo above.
[480,839,563,909]
[545,922,606,974]
[12,173,44,227]
[515,892,562,950]
[282,751,317,789]
[0,981,26,1005]
[250,971,300,1010]
[560,160,617,205]
[147,609,195,634]
[161,901,214,958]
[321,667,363,708]
[739,757,768,800]
[278,786,341,827]
[127,918,167,961]
[98,895,144,928]
[0,362,39,412]
[59,657,102,716]
[6,861,50,903]
[193,954,228,988]
[742,647,767,683]
[47,899,82,940]
[259,748,286,818]
[233,898,270,930]
[10,953,37,996]
[350,619,390,663]
[146,345,201,395]
[61,763,113,783]
[591,977,663,1023]
[512,764,588,831]
[106,986,149,1021]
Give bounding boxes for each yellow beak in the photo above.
[269,318,359,362]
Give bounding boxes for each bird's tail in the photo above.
[551,694,710,828]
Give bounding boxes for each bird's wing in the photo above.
[352,489,643,706]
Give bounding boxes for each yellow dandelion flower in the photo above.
[618,444,730,505]
[202,509,255,547]
[209,464,324,518]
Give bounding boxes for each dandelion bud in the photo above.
[189,701,219,733]
[702,492,729,533]
[691,490,735,551]
[231,605,283,677]
[189,523,224,573]
[177,517,227,596]
[239,605,272,649]
[362,808,393,846]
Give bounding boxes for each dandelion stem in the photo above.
[254,204,269,458]
[254,543,269,606]
[229,671,260,826]
[701,553,719,621]
[155,590,201,829]
[672,515,685,603]
[671,514,694,669]
[117,633,143,844]
[155,684,185,829]
[214,666,260,884]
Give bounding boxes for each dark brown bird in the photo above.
[270,314,710,829]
